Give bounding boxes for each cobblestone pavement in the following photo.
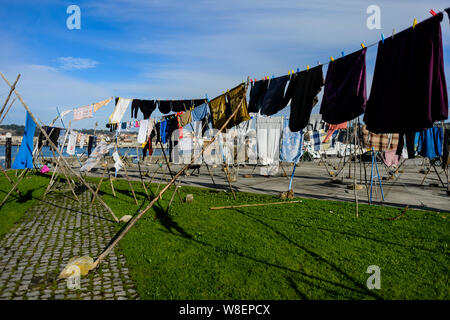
[0,185,139,300]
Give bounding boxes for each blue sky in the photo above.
[0,0,449,129]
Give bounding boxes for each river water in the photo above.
[0,145,163,167]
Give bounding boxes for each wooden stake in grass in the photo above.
[91,89,249,270]
[210,200,301,210]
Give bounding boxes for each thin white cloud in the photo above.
[57,57,99,70]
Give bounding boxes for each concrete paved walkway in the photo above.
[0,184,139,300]
[88,158,449,212]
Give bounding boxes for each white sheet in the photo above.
[256,117,282,176]
[137,119,149,144]
[66,131,78,156]
[109,98,132,124]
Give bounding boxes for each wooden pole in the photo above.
[210,200,301,210]
[0,74,20,119]
[0,72,119,223]
[92,93,248,269]
[353,119,359,217]
[137,159,150,200]
[44,122,71,197]
[0,97,16,125]
[0,169,28,207]
[91,162,108,204]
[106,165,117,197]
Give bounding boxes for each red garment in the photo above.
[176,113,183,139]
[323,122,347,143]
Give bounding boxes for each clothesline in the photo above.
[57,9,448,138]
[249,10,439,82]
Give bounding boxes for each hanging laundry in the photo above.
[248,79,269,113]
[38,126,61,149]
[227,83,251,129]
[79,134,86,149]
[209,94,228,130]
[287,66,324,132]
[307,114,325,131]
[158,100,172,114]
[137,119,149,144]
[312,131,321,151]
[395,132,416,159]
[176,114,184,139]
[93,97,113,112]
[192,99,207,108]
[159,117,178,144]
[323,122,347,143]
[320,48,367,124]
[66,131,78,156]
[280,118,304,163]
[256,117,283,176]
[12,112,36,169]
[142,136,153,159]
[87,136,97,156]
[131,99,156,119]
[417,127,443,159]
[319,129,332,151]
[381,150,401,167]
[442,128,449,169]
[171,100,188,113]
[73,105,93,121]
[109,98,132,124]
[159,120,167,144]
[260,75,290,116]
[191,103,208,121]
[364,13,448,133]
[112,151,124,175]
[81,141,113,172]
[362,125,399,151]
[178,110,192,127]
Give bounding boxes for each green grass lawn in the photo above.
[0,171,50,238]
[1,173,449,299]
[93,177,450,300]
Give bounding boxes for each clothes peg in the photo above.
[381,33,385,44]
[392,28,396,39]
[288,70,291,75]
[430,9,437,16]
[271,74,275,79]
[361,43,365,49]
[330,56,334,62]
[307,65,310,71]
[292,69,295,74]
[317,60,320,66]
[412,18,417,29]
[341,51,345,57]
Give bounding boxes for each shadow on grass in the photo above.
[249,213,449,257]
[158,228,377,299]
[234,209,382,300]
